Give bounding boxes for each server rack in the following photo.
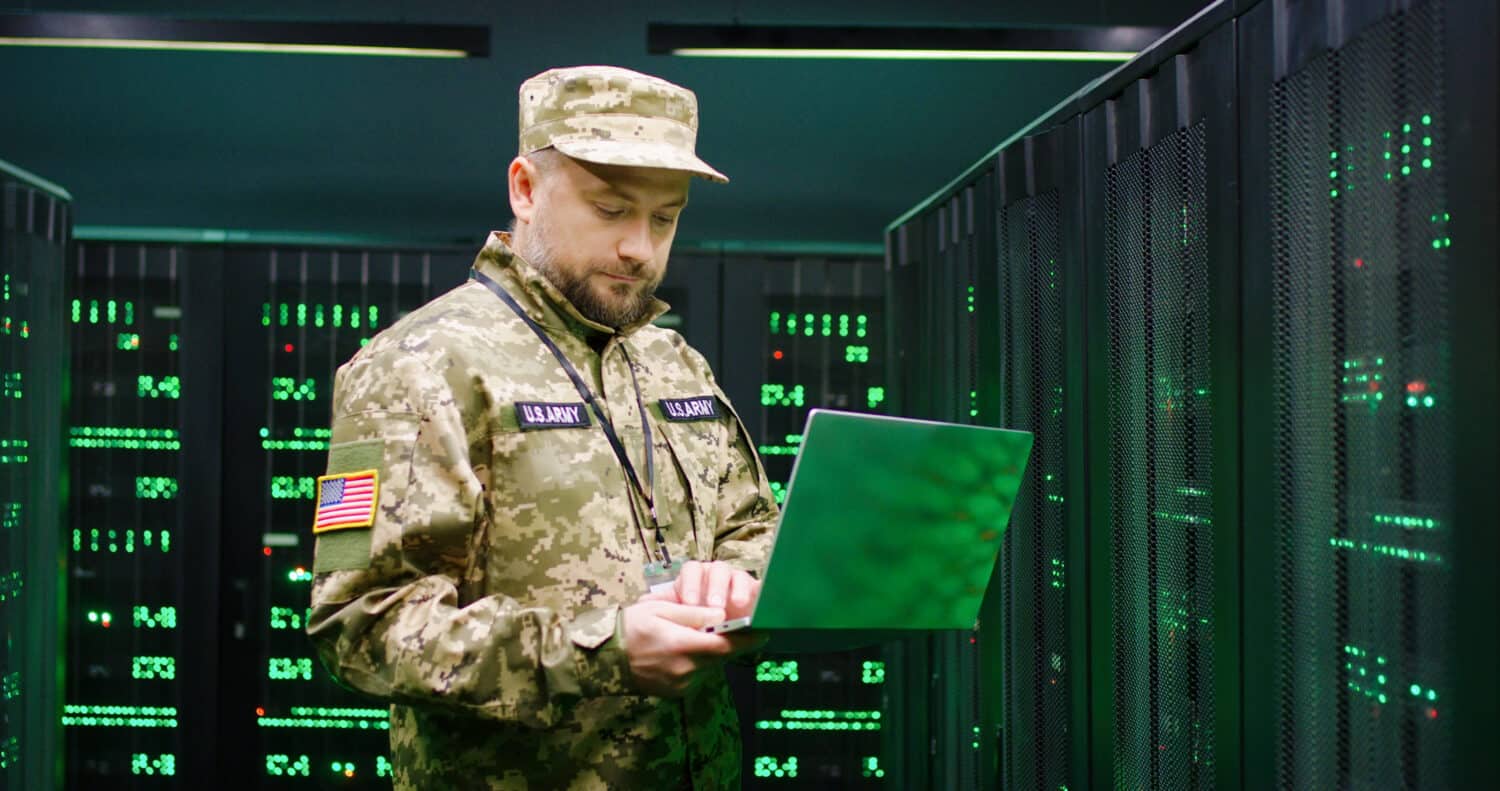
[885,0,1497,788]
[59,234,887,787]
[1,159,69,791]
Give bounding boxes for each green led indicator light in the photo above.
[271,377,317,401]
[266,755,312,777]
[131,656,177,680]
[1330,537,1443,564]
[131,753,176,776]
[135,477,178,499]
[867,386,885,409]
[62,704,179,728]
[759,383,805,408]
[68,426,181,451]
[753,756,799,779]
[1422,114,1432,125]
[137,375,181,400]
[271,476,317,500]
[756,660,799,682]
[134,605,178,628]
[270,606,310,630]
[268,657,315,681]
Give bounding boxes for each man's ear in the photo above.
[508,155,541,224]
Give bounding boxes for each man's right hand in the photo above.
[621,599,764,698]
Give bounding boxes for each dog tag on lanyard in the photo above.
[643,559,685,594]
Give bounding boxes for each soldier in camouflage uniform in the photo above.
[306,65,778,789]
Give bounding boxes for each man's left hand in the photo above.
[649,560,760,621]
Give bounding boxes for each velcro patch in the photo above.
[312,470,379,534]
[515,401,590,430]
[659,396,721,422]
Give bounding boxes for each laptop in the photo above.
[703,409,1033,648]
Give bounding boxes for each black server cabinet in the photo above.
[718,254,891,788]
[216,246,471,786]
[1240,1,1499,789]
[62,242,227,787]
[991,121,1091,791]
[1,161,68,791]
[886,0,1498,788]
[1080,21,1242,791]
[885,164,996,789]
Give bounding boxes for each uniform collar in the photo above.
[470,231,671,340]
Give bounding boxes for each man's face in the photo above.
[518,154,691,329]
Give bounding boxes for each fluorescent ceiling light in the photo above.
[672,48,1136,62]
[0,12,488,58]
[649,23,1162,62]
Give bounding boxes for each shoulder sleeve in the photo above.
[305,349,633,728]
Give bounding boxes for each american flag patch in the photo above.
[312,470,379,534]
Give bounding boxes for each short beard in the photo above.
[517,214,658,329]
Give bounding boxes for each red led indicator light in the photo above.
[256,707,265,717]
[283,343,295,353]
[773,350,784,360]
[262,546,272,556]
[1407,380,1427,393]
[1427,708,1438,720]
[1354,258,1365,268]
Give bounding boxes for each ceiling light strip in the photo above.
[671,47,1136,62]
[0,12,488,58]
[0,36,466,57]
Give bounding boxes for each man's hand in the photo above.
[621,599,762,697]
[655,560,761,621]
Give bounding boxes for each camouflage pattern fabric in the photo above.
[518,65,730,183]
[306,231,778,789]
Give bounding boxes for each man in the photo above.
[306,65,778,789]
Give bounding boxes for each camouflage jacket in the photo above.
[306,231,778,789]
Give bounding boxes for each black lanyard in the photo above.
[472,269,671,564]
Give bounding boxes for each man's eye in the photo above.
[595,205,625,219]
[653,214,676,226]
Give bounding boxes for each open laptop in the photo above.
[703,409,1033,646]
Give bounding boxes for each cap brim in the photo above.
[552,139,729,184]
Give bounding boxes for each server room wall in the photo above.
[885,0,1498,788]
[49,238,888,787]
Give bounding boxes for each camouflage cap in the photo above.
[519,65,729,184]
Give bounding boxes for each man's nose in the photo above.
[617,217,654,265]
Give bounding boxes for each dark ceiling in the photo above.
[1,0,1209,249]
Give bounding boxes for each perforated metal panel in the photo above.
[1105,121,1215,791]
[1269,2,1452,788]
[996,190,1071,790]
